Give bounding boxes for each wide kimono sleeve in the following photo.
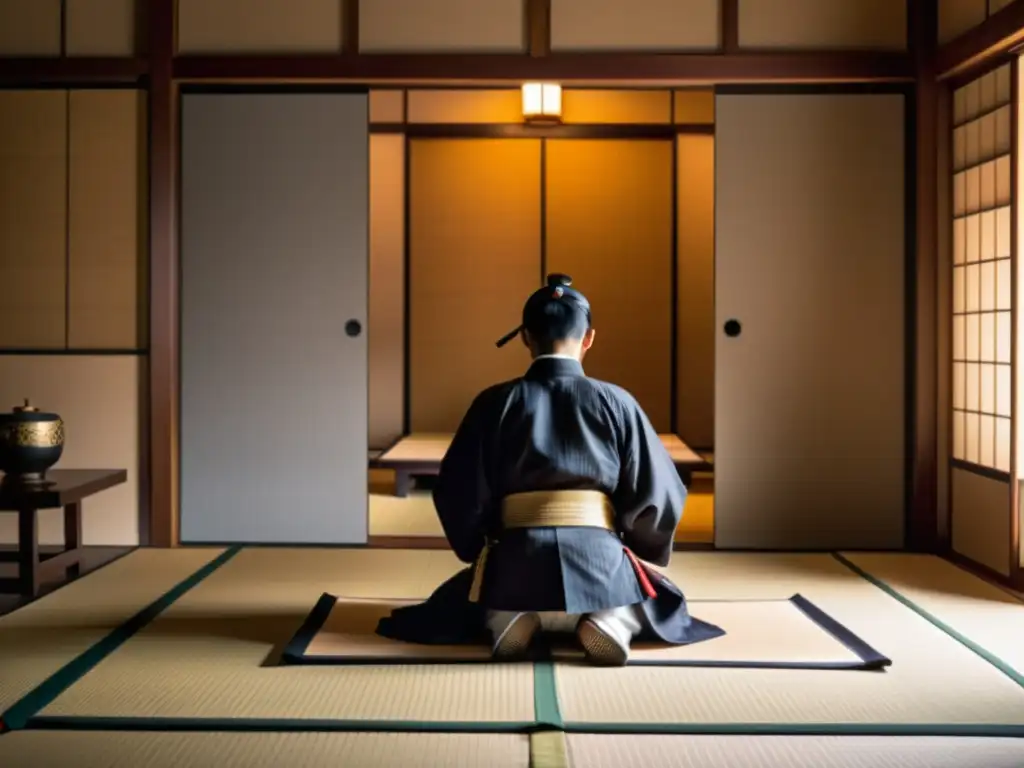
[610,394,687,567]
[431,391,495,564]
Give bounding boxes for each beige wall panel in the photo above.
[0,356,141,546]
[370,90,405,124]
[0,0,61,55]
[550,0,719,52]
[546,140,673,431]
[676,135,714,448]
[369,135,406,449]
[406,90,522,124]
[177,0,343,54]
[66,0,137,56]
[68,90,145,349]
[738,0,906,50]
[938,0,987,45]
[360,0,526,53]
[563,90,671,125]
[951,468,1011,575]
[409,139,541,432]
[0,90,67,349]
[674,90,715,125]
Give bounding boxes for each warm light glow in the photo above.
[521,83,562,123]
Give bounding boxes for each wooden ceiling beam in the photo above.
[937,0,1024,80]
[172,51,912,84]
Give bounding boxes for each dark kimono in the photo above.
[377,356,725,647]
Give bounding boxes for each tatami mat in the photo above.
[0,730,530,767]
[290,593,886,669]
[565,734,1024,767]
[39,548,536,725]
[369,490,445,538]
[21,548,1024,736]
[554,552,1024,729]
[839,553,1024,679]
[0,548,224,715]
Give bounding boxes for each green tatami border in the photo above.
[23,715,1024,739]
[533,662,564,730]
[19,663,562,735]
[0,546,243,732]
[26,715,539,734]
[832,552,1024,691]
[558,722,1024,737]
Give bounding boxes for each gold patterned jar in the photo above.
[0,399,65,484]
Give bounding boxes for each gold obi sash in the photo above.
[468,490,617,603]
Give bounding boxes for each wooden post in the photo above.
[908,0,940,551]
[147,0,179,547]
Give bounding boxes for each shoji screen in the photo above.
[950,63,1015,576]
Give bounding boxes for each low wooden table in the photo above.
[0,469,127,597]
[373,433,713,497]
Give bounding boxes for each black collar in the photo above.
[524,356,585,381]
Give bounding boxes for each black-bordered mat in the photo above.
[281,593,890,670]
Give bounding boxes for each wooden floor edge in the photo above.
[942,550,1024,599]
[366,536,450,549]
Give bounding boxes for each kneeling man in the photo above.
[377,274,724,665]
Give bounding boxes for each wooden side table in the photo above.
[0,469,128,597]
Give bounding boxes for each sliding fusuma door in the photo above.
[408,138,542,432]
[545,139,674,431]
[179,92,369,544]
[714,92,906,549]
